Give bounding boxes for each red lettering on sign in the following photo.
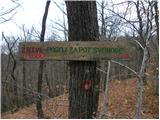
[39,53,45,58]
[22,53,45,59]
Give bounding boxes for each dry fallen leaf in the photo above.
[1,79,158,119]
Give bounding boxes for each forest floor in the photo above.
[1,78,159,119]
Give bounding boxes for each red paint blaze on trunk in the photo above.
[81,80,93,92]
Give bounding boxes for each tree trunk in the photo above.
[100,0,106,40]
[127,61,132,78]
[154,0,159,46]
[37,61,44,118]
[36,0,50,118]
[137,47,149,118]
[44,62,54,97]
[2,33,19,111]
[154,0,159,95]
[65,1,100,119]
[11,58,19,112]
[100,60,111,118]
[22,61,28,106]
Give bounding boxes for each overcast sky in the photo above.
[0,0,136,42]
[0,0,65,38]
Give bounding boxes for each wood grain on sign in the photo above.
[19,40,137,61]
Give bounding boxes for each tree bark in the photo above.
[137,47,149,118]
[65,1,100,119]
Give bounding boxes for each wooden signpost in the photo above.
[19,40,137,61]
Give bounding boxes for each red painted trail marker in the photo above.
[81,80,93,92]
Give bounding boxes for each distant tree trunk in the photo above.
[11,54,19,111]
[127,61,132,78]
[154,0,159,46]
[36,0,50,118]
[44,62,54,97]
[119,61,124,80]
[154,0,159,95]
[22,61,28,106]
[102,62,107,91]
[100,1,107,90]
[100,60,111,118]
[118,66,120,79]
[2,33,19,111]
[37,61,44,118]
[65,1,100,119]
[100,0,106,40]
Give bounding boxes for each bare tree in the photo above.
[36,0,51,118]
[97,0,122,40]
[106,0,157,118]
[2,32,19,111]
[0,0,21,24]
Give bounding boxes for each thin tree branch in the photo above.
[111,60,141,79]
[52,0,67,16]
[107,9,139,32]
[132,38,144,50]
[96,67,108,74]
